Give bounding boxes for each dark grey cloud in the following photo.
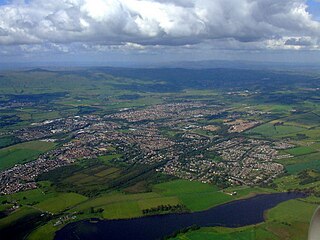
[285,37,314,46]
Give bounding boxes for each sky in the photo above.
[0,0,320,66]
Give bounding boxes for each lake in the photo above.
[55,192,306,240]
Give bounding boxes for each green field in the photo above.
[223,186,275,198]
[98,154,123,163]
[286,159,320,174]
[248,123,306,138]
[0,141,56,170]
[0,182,55,205]
[274,175,301,191]
[105,194,180,218]
[70,191,181,219]
[267,199,316,223]
[0,183,87,213]
[37,159,127,196]
[284,146,317,156]
[172,226,276,240]
[274,172,320,192]
[63,166,121,190]
[35,193,88,213]
[279,151,320,165]
[58,180,249,221]
[285,112,320,128]
[154,180,234,211]
[27,222,58,240]
[0,206,41,230]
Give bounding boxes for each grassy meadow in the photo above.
[0,141,56,171]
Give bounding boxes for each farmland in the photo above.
[154,180,234,211]
[35,193,87,214]
[248,123,306,138]
[0,141,56,171]
[71,180,243,219]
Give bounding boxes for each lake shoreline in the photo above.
[55,192,307,240]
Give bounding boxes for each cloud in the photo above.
[0,0,319,51]
[285,37,314,46]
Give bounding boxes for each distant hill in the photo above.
[93,67,319,91]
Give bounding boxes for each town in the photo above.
[0,101,294,195]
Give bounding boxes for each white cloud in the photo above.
[0,0,319,51]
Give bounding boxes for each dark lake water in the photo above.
[55,192,306,240]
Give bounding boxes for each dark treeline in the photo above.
[142,204,188,215]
